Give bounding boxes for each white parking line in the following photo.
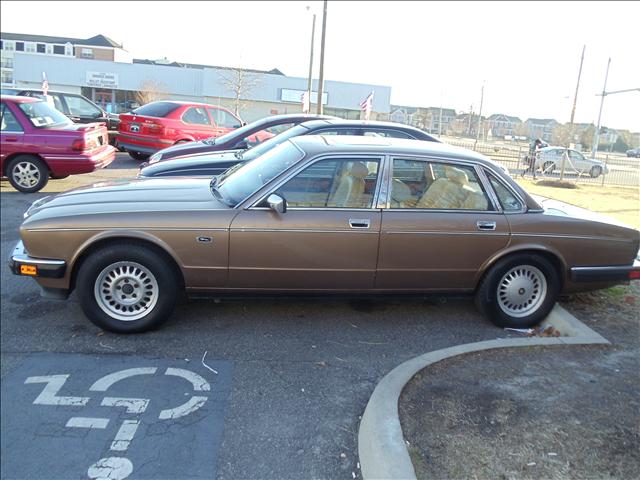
[24,375,90,406]
[164,367,211,391]
[101,397,149,414]
[159,395,208,420]
[66,417,110,429]
[89,368,158,391]
[110,420,140,452]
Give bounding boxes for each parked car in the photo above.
[1,95,116,193]
[626,147,640,158]
[138,119,441,178]
[118,101,247,161]
[14,89,120,147]
[148,113,337,163]
[525,146,609,178]
[9,135,639,333]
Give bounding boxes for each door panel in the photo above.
[229,210,381,290]
[376,211,510,290]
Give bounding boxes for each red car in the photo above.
[1,95,116,193]
[118,101,258,160]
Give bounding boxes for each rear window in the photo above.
[132,102,180,118]
[17,100,71,128]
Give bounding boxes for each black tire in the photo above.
[128,151,149,161]
[474,253,560,329]
[6,155,49,193]
[589,165,602,178]
[542,161,555,174]
[76,244,179,333]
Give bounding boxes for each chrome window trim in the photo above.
[245,152,387,211]
[384,155,500,212]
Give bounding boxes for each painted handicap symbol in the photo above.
[24,367,211,480]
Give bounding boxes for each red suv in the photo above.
[118,101,250,160]
[1,95,115,193]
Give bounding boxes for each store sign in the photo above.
[280,88,327,105]
[86,71,119,88]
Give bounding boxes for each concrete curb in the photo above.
[357,305,610,480]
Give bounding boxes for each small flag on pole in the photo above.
[301,91,310,113]
[41,72,49,96]
[360,91,374,120]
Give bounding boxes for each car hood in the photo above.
[141,151,241,175]
[23,178,230,224]
[533,194,634,230]
[154,140,241,160]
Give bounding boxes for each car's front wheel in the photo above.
[76,244,179,333]
[6,155,49,193]
[475,253,560,329]
[589,165,603,178]
[542,161,555,174]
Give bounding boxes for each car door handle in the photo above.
[477,221,497,231]
[349,218,371,229]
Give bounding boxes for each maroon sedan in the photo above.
[1,95,116,193]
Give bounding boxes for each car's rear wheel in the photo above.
[76,244,179,333]
[590,165,602,178]
[475,253,560,329]
[128,151,149,161]
[542,161,555,174]
[6,155,49,193]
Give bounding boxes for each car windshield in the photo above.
[217,141,304,206]
[18,100,71,128]
[239,124,310,161]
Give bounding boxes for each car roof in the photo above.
[290,134,488,163]
[298,118,432,133]
[0,94,40,103]
[250,113,336,124]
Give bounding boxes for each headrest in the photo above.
[391,179,412,201]
[444,166,469,185]
[348,162,370,179]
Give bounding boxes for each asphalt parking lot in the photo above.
[1,155,507,479]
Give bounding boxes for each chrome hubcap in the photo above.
[12,162,40,188]
[94,262,158,321]
[497,265,547,318]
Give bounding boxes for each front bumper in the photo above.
[8,241,66,279]
[570,259,640,282]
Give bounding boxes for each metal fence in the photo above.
[442,137,639,188]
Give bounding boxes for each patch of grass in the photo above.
[516,178,640,229]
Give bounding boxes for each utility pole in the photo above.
[474,84,484,150]
[316,0,328,115]
[306,6,316,110]
[591,57,611,159]
[467,104,473,138]
[570,45,585,124]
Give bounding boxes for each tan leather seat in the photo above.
[416,166,470,209]
[328,161,370,208]
[461,191,489,210]
[390,179,414,208]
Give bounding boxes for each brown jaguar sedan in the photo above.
[10,136,640,333]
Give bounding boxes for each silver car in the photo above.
[534,147,608,178]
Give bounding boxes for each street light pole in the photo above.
[316,0,328,115]
[569,45,585,124]
[591,57,611,159]
[306,6,316,111]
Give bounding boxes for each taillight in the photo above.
[630,270,640,280]
[71,136,98,152]
[147,123,164,134]
[71,139,85,151]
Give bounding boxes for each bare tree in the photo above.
[135,78,168,106]
[219,67,262,117]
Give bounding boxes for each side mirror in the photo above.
[267,193,286,214]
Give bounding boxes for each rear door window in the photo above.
[64,95,102,117]
[1,103,24,132]
[132,102,180,118]
[183,107,211,125]
[207,108,241,128]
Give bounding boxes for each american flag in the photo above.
[301,91,310,113]
[360,91,374,120]
[41,72,49,96]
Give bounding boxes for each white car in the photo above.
[532,147,609,178]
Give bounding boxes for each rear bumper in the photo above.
[8,241,66,279]
[117,133,174,154]
[42,145,116,175]
[570,260,640,282]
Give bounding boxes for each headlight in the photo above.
[149,153,161,164]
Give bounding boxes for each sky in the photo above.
[2,0,639,131]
